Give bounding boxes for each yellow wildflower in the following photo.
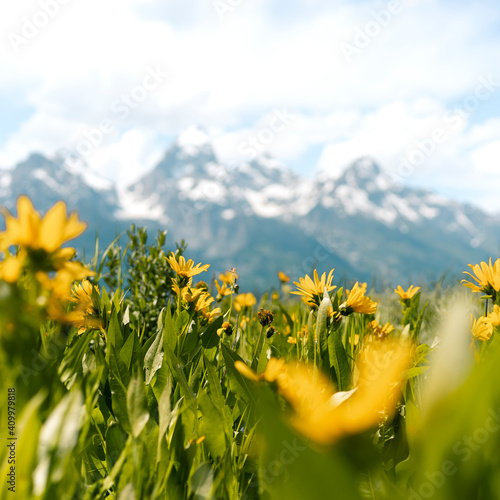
[195,292,221,322]
[215,279,232,299]
[291,269,336,309]
[68,280,103,334]
[0,196,86,252]
[367,320,394,339]
[234,292,257,312]
[484,305,500,327]
[166,252,210,286]
[462,258,500,296]
[219,269,238,284]
[217,321,233,337]
[472,316,494,341]
[394,285,421,300]
[278,271,291,283]
[0,254,24,283]
[340,282,377,315]
[235,340,412,445]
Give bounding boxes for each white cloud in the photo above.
[0,0,499,211]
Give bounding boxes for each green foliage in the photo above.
[2,223,500,499]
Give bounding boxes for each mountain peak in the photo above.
[175,125,212,157]
[346,157,382,179]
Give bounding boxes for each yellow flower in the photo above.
[235,340,412,445]
[215,279,232,299]
[217,321,233,337]
[219,269,238,284]
[0,196,86,252]
[68,280,103,334]
[194,291,221,322]
[462,258,500,296]
[484,305,500,327]
[278,271,291,283]
[287,337,297,345]
[367,320,394,339]
[297,325,308,337]
[234,292,257,312]
[471,316,494,341]
[166,252,210,286]
[0,254,24,283]
[291,269,336,309]
[394,285,421,300]
[340,282,377,315]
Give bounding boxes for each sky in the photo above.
[1,0,500,212]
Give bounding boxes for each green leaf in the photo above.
[163,343,195,402]
[120,330,137,371]
[413,302,428,340]
[203,355,233,434]
[109,369,131,435]
[328,328,350,391]
[109,345,131,387]
[317,294,332,362]
[221,344,256,405]
[189,463,214,500]
[144,329,164,385]
[163,305,178,354]
[106,422,127,471]
[200,316,224,350]
[306,310,316,362]
[199,393,227,459]
[127,372,150,438]
[106,307,123,362]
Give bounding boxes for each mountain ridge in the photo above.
[1,128,498,290]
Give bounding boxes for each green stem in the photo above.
[251,326,265,371]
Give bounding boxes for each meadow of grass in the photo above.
[1,197,500,500]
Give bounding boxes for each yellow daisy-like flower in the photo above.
[367,320,394,339]
[234,292,257,312]
[484,305,500,327]
[462,258,500,297]
[0,196,86,253]
[291,269,336,309]
[277,271,291,283]
[219,269,238,284]
[340,282,377,315]
[36,261,94,301]
[217,321,233,337]
[471,316,494,341]
[215,279,232,299]
[394,285,421,300]
[166,252,210,286]
[0,254,24,283]
[235,339,412,445]
[68,280,103,334]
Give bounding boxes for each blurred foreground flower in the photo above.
[0,196,91,284]
[0,195,86,252]
[235,339,412,445]
[291,269,336,309]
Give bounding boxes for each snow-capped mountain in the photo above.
[1,127,499,290]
